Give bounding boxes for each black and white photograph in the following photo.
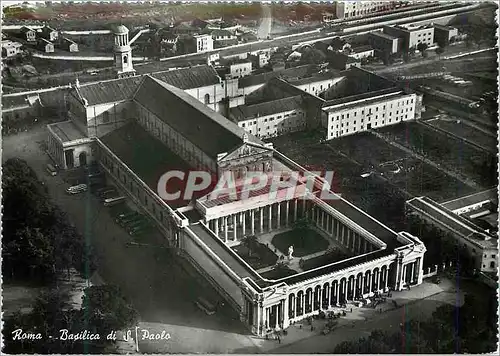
[1,0,498,354]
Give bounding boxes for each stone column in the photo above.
[214,218,219,237]
[242,212,246,236]
[367,273,372,294]
[285,200,290,227]
[277,202,281,229]
[282,298,289,328]
[268,204,273,232]
[260,208,264,233]
[224,217,228,242]
[321,211,325,230]
[233,214,237,240]
[294,199,298,221]
[303,198,307,218]
[251,210,255,235]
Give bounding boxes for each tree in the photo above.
[2,158,97,283]
[242,235,258,257]
[81,285,139,337]
[435,46,445,57]
[416,43,428,57]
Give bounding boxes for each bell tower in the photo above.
[113,25,135,78]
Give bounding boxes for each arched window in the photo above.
[123,55,128,65]
[490,261,495,269]
[204,93,210,105]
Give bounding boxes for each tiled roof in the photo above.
[76,65,220,106]
[442,189,498,211]
[323,87,402,110]
[77,76,143,106]
[149,65,221,88]
[238,65,315,88]
[230,95,303,122]
[133,75,263,158]
[48,120,86,143]
[351,45,374,53]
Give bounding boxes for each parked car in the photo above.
[66,184,88,195]
[46,163,58,176]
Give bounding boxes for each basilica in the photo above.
[46,25,426,336]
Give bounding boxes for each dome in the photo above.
[113,25,129,35]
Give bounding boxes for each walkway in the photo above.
[369,129,480,190]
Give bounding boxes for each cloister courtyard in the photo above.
[231,225,353,280]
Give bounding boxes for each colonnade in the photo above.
[253,256,422,333]
[207,198,303,242]
[308,205,376,255]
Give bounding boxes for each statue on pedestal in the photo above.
[288,245,294,260]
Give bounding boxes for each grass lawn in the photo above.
[301,250,351,271]
[260,266,298,280]
[272,228,329,257]
[232,243,278,270]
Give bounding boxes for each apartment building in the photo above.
[1,40,23,58]
[336,1,396,19]
[433,24,459,47]
[230,96,307,138]
[383,24,435,50]
[195,34,214,53]
[368,31,400,55]
[347,45,375,60]
[322,89,418,139]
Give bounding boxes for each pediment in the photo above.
[218,143,270,163]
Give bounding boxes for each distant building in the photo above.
[19,26,36,42]
[237,31,258,43]
[2,93,41,121]
[328,51,361,71]
[37,38,54,53]
[336,1,397,19]
[433,24,458,47]
[1,40,23,58]
[322,11,336,23]
[221,58,253,79]
[40,25,58,42]
[247,51,270,69]
[368,31,400,55]
[60,37,79,52]
[407,193,498,273]
[383,24,435,51]
[211,29,237,42]
[321,68,423,139]
[181,34,213,53]
[230,78,324,138]
[347,45,374,60]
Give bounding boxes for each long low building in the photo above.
[406,196,497,273]
[46,72,427,336]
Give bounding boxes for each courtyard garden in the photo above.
[272,223,330,258]
[260,264,298,280]
[300,249,351,271]
[232,236,278,270]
